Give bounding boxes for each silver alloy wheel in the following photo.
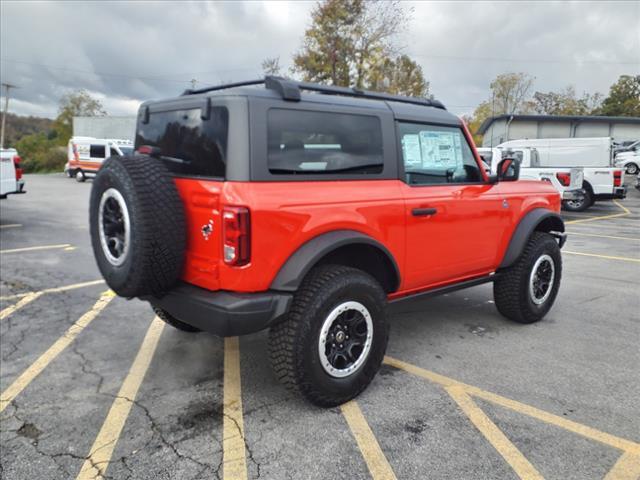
[98,188,131,266]
[565,197,585,209]
[626,163,638,175]
[529,254,555,305]
[76,171,84,181]
[318,301,373,378]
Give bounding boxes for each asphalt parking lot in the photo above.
[1,174,639,480]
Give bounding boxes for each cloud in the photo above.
[1,0,638,119]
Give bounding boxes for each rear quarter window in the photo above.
[267,109,383,175]
[135,107,228,178]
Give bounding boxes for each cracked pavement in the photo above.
[1,174,639,479]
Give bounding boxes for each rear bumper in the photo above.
[594,186,627,201]
[2,180,26,196]
[562,189,585,201]
[146,283,293,337]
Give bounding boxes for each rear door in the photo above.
[398,122,506,290]
[135,105,230,291]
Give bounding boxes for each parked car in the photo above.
[497,137,625,212]
[614,149,639,175]
[477,147,585,205]
[613,139,639,156]
[0,148,25,199]
[88,77,567,406]
[66,137,134,182]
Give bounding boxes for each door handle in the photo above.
[412,207,437,216]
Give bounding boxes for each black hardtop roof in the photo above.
[140,76,461,126]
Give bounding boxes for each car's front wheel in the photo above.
[268,264,389,407]
[75,170,86,183]
[625,162,638,175]
[494,232,562,324]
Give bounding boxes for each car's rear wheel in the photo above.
[494,232,562,324]
[268,264,389,407]
[75,170,86,182]
[152,306,200,332]
[89,155,186,297]
[562,187,592,212]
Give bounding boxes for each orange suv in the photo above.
[89,77,566,406]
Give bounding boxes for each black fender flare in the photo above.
[270,230,401,292]
[499,208,565,268]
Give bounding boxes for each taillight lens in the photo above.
[613,170,622,187]
[555,172,571,187]
[222,206,251,266]
[13,156,22,180]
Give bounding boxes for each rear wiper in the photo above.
[160,155,191,166]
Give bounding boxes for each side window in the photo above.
[398,122,482,185]
[267,109,383,175]
[109,148,119,157]
[90,145,106,159]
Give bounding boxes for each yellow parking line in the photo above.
[603,452,640,480]
[565,212,628,225]
[0,291,114,413]
[564,250,640,263]
[613,200,631,215]
[567,232,640,241]
[0,243,72,254]
[223,337,247,480]
[565,200,631,225]
[0,279,105,301]
[0,292,43,321]
[446,386,543,480]
[0,224,22,229]
[341,400,397,480]
[384,357,640,455]
[76,318,164,480]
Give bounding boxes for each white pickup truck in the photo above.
[477,147,585,204]
[494,137,625,212]
[0,148,26,199]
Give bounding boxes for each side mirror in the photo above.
[497,157,520,182]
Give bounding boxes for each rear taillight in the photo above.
[13,156,22,180]
[613,170,622,187]
[222,206,251,266]
[555,172,571,187]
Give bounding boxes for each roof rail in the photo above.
[182,76,446,110]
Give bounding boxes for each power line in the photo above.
[412,53,640,66]
[0,59,260,84]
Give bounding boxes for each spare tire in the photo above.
[89,155,185,297]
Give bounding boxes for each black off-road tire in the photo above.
[268,265,389,407]
[494,232,562,324]
[89,155,185,297]
[152,306,201,333]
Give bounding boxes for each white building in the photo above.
[73,116,137,141]
[478,114,640,147]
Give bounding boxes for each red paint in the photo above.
[174,173,560,296]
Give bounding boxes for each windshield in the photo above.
[119,146,133,155]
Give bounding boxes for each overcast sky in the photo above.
[1,0,638,119]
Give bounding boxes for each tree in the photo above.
[597,75,640,116]
[532,86,602,115]
[462,101,493,145]
[489,73,535,115]
[292,0,429,97]
[52,89,106,145]
[262,57,282,76]
[368,55,430,98]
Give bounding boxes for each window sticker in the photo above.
[419,131,460,169]
[402,134,422,167]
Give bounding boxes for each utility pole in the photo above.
[1,82,19,149]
